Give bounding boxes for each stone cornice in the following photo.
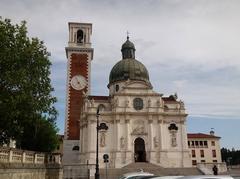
[83,111,188,117]
[114,93,162,97]
[65,47,94,59]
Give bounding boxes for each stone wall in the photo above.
[0,163,63,179]
[0,147,63,179]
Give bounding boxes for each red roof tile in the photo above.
[187,133,220,139]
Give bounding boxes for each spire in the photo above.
[121,34,135,59]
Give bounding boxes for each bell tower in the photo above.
[63,22,93,164]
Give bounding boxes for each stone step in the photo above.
[99,163,202,179]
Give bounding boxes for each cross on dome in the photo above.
[127,31,130,40]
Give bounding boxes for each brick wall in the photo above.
[67,53,88,140]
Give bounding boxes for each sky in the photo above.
[1,0,240,149]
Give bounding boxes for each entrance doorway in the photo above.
[134,137,146,162]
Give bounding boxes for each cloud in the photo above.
[1,0,240,139]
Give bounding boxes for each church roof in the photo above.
[109,37,150,86]
[187,133,221,139]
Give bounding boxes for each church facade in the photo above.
[63,22,192,168]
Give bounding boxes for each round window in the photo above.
[133,98,143,110]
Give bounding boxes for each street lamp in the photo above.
[95,107,108,179]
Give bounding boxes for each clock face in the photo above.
[133,98,143,110]
[70,75,87,90]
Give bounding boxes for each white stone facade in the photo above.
[79,80,191,168]
[62,21,193,169]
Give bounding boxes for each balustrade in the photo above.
[0,147,61,164]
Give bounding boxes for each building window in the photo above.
[199,141,203,146]
[168,123,178,147]
[211,141,215,146]
[192,160,197,165]
[191,141,195,147]
[201,160,206,163]
[192,150,196,158]
[133,98,144,110]
[204,141,208,147]
[115,84,119,92]
[200,150,204,157]
[188,141,190,146]
[77,29,84,43]
[212,150,216,157]
[195,141,199,147]
[213,160,217,163]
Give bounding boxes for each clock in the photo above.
[70,75,87,90]
[133,98,143,110]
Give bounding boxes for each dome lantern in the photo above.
[121,36,135,59]
[108,37,151,87]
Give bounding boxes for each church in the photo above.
[62,22,192,169]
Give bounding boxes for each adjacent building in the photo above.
[187,131,222,165]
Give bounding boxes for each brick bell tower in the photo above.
[63,22,93,164]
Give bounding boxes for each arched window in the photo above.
[77,29,84,43]
[72,145,79,151]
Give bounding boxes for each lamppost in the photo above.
[95,107,108,179]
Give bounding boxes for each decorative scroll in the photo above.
[132,120,146,135]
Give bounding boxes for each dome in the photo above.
[109,58,150,84]
[109,37,150,85]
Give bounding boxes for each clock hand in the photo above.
[76,76,81,82]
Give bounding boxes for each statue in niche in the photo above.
[156,99,160,107]
[148,99,151,107]
[171,131,177,147]
[100,132,106,147]
[90,99,95,107]
[153,136,159,148]
[120,136,125,149]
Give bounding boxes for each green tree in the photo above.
[0,17,58,152]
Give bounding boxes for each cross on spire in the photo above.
[127,31,130,40]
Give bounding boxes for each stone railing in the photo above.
[0,147,61,164]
